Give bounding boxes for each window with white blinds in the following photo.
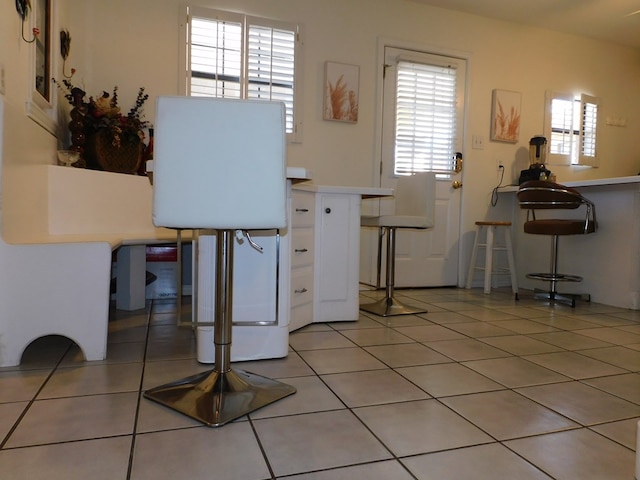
[183,6,302,142]
[394,60,458,175]
[545,91,599,167]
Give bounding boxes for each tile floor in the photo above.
[0,287,639,479]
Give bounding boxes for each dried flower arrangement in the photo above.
[56,79,149,147]
[55,79,150,173]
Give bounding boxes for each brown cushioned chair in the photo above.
[517,180,596,307]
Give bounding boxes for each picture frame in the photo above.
[323,61,359,123]
[490,89,521,143]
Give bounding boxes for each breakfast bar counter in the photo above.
[507,176,640,309]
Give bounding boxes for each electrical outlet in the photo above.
[496,159,505,181]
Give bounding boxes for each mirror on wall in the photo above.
[25,0,57,135]
[34,0,51,103]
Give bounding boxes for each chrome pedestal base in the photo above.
[144,229,295,427]
[360,296,427,317]
[360,226,427,317]
[144,368,296,427]
[527,271,588,308]
[531,288,590,308]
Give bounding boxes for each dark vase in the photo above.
[84,129,143,174]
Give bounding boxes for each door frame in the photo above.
[362,37,472,287]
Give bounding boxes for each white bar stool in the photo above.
[465,221,518,298]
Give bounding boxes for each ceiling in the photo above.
[409,0,640,50]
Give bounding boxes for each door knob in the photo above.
[452,180,463,189]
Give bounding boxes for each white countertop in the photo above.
[561,175,640,188]
[503,175,640,192]
[293,183,393,198]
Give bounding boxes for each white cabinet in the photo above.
[195,178,391,358]
[291,185,392,328]
[313,192,361,322]
[194,170,312,362]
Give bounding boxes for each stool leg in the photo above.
[144,229,296,427]
[360,227,427,317]
[375,227,384,289]
[483,226,494,294]
[465,226,480,289]
[504,227,518,297]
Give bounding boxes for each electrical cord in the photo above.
[491,165,506,206]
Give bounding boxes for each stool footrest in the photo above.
[527,272,582,283]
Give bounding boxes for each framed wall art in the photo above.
[490,89,521,143]
[323,61,359,123]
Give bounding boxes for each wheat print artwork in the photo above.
[324,62,359,123]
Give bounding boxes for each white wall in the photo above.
[2,0,640,280]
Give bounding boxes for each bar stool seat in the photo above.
[465,221,518,298]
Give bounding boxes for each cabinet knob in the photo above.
[295,208,309,213]
[325,208,331,214]
[294,248,308,253]
[294,288,308,294]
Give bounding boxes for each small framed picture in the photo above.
[491,89,521,143]
[323,61,359,123]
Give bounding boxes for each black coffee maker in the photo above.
[519,136,550,184]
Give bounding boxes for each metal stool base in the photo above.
[531,288,591,308]
[360,296,427,317]
[144,367,296,427]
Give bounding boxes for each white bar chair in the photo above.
[360,172,436,316]
[143,96,295,427]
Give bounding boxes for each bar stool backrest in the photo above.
[152,96,287,231]
[517,180,596,233]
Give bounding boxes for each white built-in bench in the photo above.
[0,164,181,367]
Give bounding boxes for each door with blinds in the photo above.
[376,47,466,287]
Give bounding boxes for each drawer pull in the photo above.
[294,288,308,294]
[294,248,308,253]
[295,208,309,213]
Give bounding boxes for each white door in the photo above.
[365,47,466,287]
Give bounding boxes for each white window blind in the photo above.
[184,7,301,141]
[545,91,599,167]
[394,60,457,175]
[580,94,598,165]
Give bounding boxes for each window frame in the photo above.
[179,5,303,143]
[393,52,465,178]
[544,90,599,167]
[26,0,58,135]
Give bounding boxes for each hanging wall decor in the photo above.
[490,89,521,143]
[323,61,359,123]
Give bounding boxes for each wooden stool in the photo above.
[466,221,518,298]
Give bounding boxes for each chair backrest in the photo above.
[394,172,436,227]
[517,180,586,210]
[517,180,596,232]
[152,96,287,230]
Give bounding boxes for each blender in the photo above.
[519,136,551,184]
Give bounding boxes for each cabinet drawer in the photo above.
[290,267,313,308]
[290,301,313,331]
[291,228,314,267]
[291,192,315,227]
